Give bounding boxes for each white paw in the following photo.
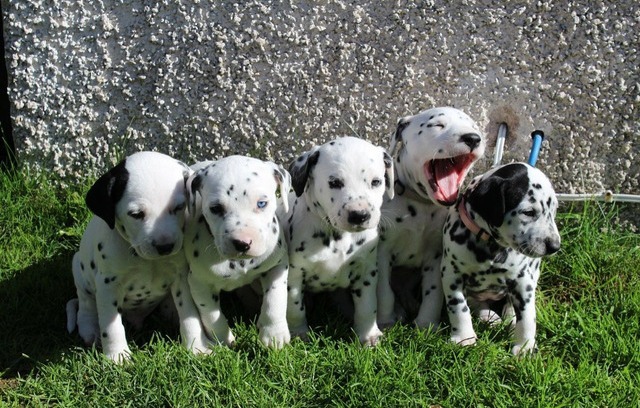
[512,341,537,356]
[359,328,383,347]
[77,322,100,346]
[413,318,441,332]
[184,336,214,355]
[377,315,398,330]
[259,324,291,349]
[104,346,132,364]
[289,324,310,341]
[451,334,477,347]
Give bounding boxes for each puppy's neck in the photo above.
[457,197,492,242]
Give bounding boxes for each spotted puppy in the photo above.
[285,136,394,346]
[441,162,561,354]
[184,156,292,349]
[377,107,485,328]
[66,151,209,362]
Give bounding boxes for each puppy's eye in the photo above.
[371,178,382,188]
[522,209,538,217]
[328,177,344,189]
[210,203,226,216]
[128,210,145,220]
[257,200,268,209]
[173,203,186,213]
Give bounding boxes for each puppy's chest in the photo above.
[292,230,377,290]
[449,237,540,300]
[381,198,447,266]
[113,259,179,310]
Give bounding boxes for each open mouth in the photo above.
[424,154,477,206]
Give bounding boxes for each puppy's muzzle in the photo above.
[232,238,252,253]
[459,133,482,151]
[153,241,176,256]
[348,210,371,226]
[544,237,561,255]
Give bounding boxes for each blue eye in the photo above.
[257,200,268,209]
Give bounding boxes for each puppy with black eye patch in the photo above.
[376,107,485,329]
[440,162,561,355]
[66,151,210,363]
[284,136,395,346]
[184,156,292,349]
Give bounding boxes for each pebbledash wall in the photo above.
[2,1,639,196]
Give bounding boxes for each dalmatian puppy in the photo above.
[184,156,292,349]
[66,151,209,363]
[441,162,561,355]
[377,107,485,328]
[285,136,394,346]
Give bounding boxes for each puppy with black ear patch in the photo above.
[184,156,292,349]
[66,151,210,363]
[441,162,561,355]
[285,136,394,346]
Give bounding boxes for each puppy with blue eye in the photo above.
[66,151,210,363]
[184,156,292,349]
[284,136,394,346]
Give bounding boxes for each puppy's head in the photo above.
[289,136,394,232]
[187,156,291,259]
[465,163,561,257]
[86,151,192,259]
[390,107,485,206]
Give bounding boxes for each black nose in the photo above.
[232,239,252,252]
[545,238,561,255]
[348,210,371,225]
[154,242,175,255]
[459,133,482,150]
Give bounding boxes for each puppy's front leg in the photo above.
[352,261,383,347]
[188,277,235,346]
[414,252,444,329]
[95,274,131,363]
[258,260,290,349]
[171,271,211,354]
[441,263,476,346]
[286,265,308,339]
[510,279,537,355]
[376,250,396,328]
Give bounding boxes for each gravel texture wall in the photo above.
[2,0,639,196]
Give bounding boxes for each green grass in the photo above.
[1,168,640,407]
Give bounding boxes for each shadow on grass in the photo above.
[0,253,78,377]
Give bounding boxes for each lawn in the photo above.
[1,166,639,407]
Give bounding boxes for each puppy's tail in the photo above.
[66,298,79,333]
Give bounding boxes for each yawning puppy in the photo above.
[377,107,485,328]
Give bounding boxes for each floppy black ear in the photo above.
[186,170,204,215]
[389,116,411,157]
[466,163,530,227]
[289,148,320,197]
[85,159,129,229]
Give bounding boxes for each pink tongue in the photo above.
[433,161,459,203]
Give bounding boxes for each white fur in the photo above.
[66,151,209,363]
[184,156,292,349]
[284,136,394,346]
[441,163,561,355]
[377,107,485,328]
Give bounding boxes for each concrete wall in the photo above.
[2,0,639,196]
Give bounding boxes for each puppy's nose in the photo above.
[348,210,371,226]
[154,242,175,255]
[232,238,252,253]
[544,237,561,255]
[459,133,482,150]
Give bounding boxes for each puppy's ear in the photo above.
[186,169,204,215]
[389,116,411,157]
[289,147,320,197]
[270,162,292,213]
[466,163,530,227]
[383,150,395,199]
[85,159,129,229]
